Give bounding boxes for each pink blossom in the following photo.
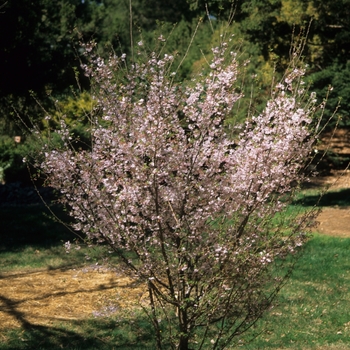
[39,42,321,349]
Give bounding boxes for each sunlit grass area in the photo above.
[239,234,350,349]
[1,186,350,349]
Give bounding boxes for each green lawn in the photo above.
[1,192,350,349]
[0,203,88,271]
[239,234,350,349]
[1,234,349,349]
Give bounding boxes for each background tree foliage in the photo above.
[0,0,349,183]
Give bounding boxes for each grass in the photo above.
[0,203,111,271]
[0,204,73,249]
[0,314,157,350]
[1,234,349,349]
[295,187,350,207]
[0,245,86,271]
[239,234,350,349]
[1,188,350,349]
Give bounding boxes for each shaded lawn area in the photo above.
[0,316,156,350]
[0,203,74,248]
[295,187,350,207]
[0,203,86,271]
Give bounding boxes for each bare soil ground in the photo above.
[0,129,349,333]
[311,170,350,237]
[0,266,145,330]
[316,206,350,237]
[311,127,350,237]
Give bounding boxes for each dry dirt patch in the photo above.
[0,266,145,330]
[312,169,350,238]
[310,170,350,190]
[316,207,350,238]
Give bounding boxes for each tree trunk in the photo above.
[178,307,189,350]
[178,334,189,350]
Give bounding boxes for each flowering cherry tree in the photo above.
[40,41,320,349]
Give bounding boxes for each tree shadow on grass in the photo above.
[0,203,87,271]
[0,285,155,350]
[0,203,75,250]
[294,188,350,207]
[1,319,155,350]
